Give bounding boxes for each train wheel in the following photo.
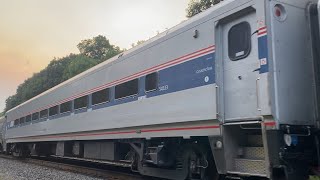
[184,145,220,180]
[12,143,28,158]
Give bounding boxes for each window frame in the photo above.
[14,119,19,126]
[9,121,14,128]
[32,112,39,121]
[25,115,32,122]
[228,21,252,61]
[60,101,72,114]
[49,105,59,117]
[19,117,25,124]
[92,88,110,106]
[145,72,159,93]
[74,95,89,110]
[40,109,48,119]
[115,79,139,100]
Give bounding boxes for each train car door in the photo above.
[220,10,260,121]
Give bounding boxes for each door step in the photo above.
[222,125,268,177]
[227,171,267,178]
[241,147,265,159]
[232,158,267,176]
[247,135,263,146]
[225,176,244,180]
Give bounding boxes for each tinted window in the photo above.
[145,72,158,92]
[20,117,25,124]
[32,112,39,121]
[14,119,19,126]
[40,109,48,119]
[74,96,88,110]
[60,101,72,113]
[26,115,32,122]
[115,79,139,99]
[92,88,110,105]
[228,22,251,61]
[49,105,59,116]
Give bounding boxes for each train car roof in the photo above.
[6,0,238,114]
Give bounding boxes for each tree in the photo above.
[186,0,222,18]
[77,35,122,61]
[5,95,19,112]
[131,40,146,48]
[4,35,123,113]
[62,55,98,80]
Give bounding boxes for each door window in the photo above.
[228,21,251,61]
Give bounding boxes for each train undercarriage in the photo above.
[6,137,219,180]
[4,121,320,180]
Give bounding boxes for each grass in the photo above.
[310,176,320,180]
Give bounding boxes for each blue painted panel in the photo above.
[49,114,59,120]
[74,108,88,114]
[147,53,215,98]
[92,95,139,111]
[51,112,72,120]
[258,35,269,74]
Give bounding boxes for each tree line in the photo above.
[4,35,122,112]
[2,0,219,113]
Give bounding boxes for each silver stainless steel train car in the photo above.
[2,0,320,179]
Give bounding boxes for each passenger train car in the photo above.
[2,0,320,179]
[0,116,5,151]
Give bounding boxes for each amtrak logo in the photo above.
[204,76,209,83]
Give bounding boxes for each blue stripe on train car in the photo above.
[9,52,216,128]
[92,52,215,111]
[258,35,269,74]
[147,53,215,98]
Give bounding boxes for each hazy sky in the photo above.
[0,0,189,111]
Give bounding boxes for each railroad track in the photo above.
[0,154,151,180]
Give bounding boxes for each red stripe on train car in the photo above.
[258,26,267,31]
[19,45,215,118]
[14,125,220,140]
[264,121,276,126]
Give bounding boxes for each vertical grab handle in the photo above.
[215,85,220,117]
[256,77,261,111]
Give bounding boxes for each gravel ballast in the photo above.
[0,157,103,180]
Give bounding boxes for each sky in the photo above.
[0,0,189,112]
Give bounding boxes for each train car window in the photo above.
[14,119,19,126]
[92,88,110,105]
[40,109,48,119]
[60,101,72,113]
[20,117,25,124]
[228,21,251,61]
[49,105,59,116]
[74,96,89,110]
[25,115,32,122]
[115,79,139,99]
[32,112,39,121]
[8,121,13,128]
[145,72,158,92]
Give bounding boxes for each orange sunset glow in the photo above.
[0,0,189,112]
